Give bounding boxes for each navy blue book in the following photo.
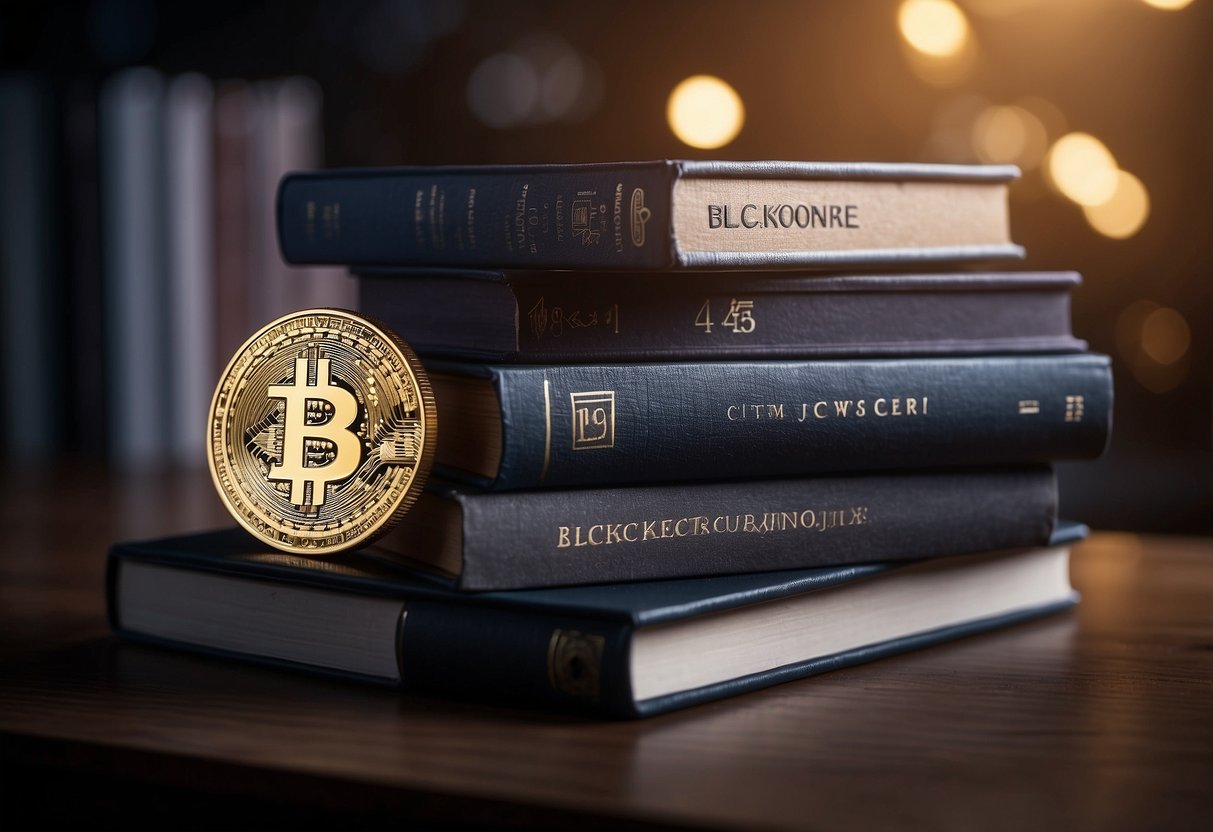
[107,523,1083,718]
[426,353,1112,491]
[359,270,1085,362]
[377,467,1058,590]
[277,160,1022,270]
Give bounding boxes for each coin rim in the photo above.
[207,307,437,555]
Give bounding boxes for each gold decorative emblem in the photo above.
[208,309,436,554]
[547,629,605,700]
[1065,395,1085,422]
[570,390,615,450]
[630,187,651,247]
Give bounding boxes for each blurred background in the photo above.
[1,0,1209,532]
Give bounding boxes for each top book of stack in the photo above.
[276,161,1022,271]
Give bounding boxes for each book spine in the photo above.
[100,68,169,466]
[277,164,676,269]
[64,81,108,460]
[400,601,637,717]
[0,76,62,460]
[477,354,1111,489]
[454,468,1058,590]
[360,273,1084,362]
[165,74,216,466]
[213,82,255,363]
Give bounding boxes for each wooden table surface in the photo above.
[2,465,1211,830]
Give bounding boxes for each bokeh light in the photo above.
[1140,307,1191,365]
[1082,170,1150,239]
[898,0,969,58]
[1046,133,1119,206]
[1116,300,1191,393]
[467,52,538,128]
[667,75,745,150]
[1141,0,1195,10]
[466,36,601,128]
[972,104,1048,168]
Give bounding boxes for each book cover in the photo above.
[423,353,1112,490]
[377,467,1059,590]
[278,160,1022,270]
[108,522,1084,718]
[359,269,1085,362]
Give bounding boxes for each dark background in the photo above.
[2,0,1210,532]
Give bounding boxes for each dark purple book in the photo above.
[358,270,1085,362]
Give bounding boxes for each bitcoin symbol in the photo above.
[209,309,435,555]
[267,356,362,507]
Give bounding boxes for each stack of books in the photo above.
[108,161,1112,718]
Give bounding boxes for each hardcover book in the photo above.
[359,270,1086,362]
[107,523,1084,718]
[375,467,1058,590]
[422,353,1112,491]
[277,160,1022,270]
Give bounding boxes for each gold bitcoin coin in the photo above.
[208,309,436,554]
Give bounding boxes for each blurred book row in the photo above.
[0,70,356,467]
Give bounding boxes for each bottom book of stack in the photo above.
[106,523,1084,718]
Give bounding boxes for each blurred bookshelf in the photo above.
[1,0,1209,533]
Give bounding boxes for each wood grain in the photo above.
[2,466,1211,830]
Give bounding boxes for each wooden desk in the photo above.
[2,467,1211,830]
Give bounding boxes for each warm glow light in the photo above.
[667,75,745,150]
[972,105,1048,168]
[898,0,970,58]
[1082,170,1150,239]
[1140,307,1191,365]
[1046,133,1119,206]
[1116,300,1190,393]
[1141,0,1195,10]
